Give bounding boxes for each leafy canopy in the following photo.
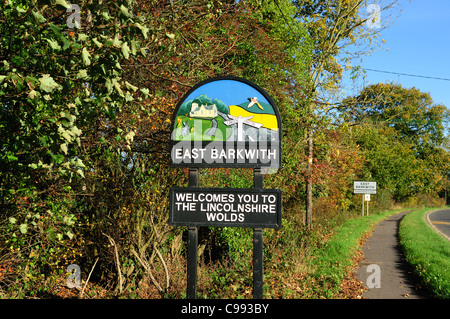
[0,0,149,195]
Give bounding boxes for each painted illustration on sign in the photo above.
[173,84,279,143]
[171,76,282,170]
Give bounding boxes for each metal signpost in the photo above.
[354,181,377,216]
[169,76,283,299]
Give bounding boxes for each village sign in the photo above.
[169,76,283,299]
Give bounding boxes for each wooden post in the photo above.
[362,194,364,216]
[366,197,369,216]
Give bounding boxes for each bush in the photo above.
[0,191,82,297]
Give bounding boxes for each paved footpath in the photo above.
[355,211,427,299]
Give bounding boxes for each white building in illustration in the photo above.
[189,103,218,118]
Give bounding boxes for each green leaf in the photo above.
[113,81,124,97]
[76,69,89,79]
[61,118,71,128]
[2,60,10,70]
[40,135,50,147]
[76,168,85,178]
[39,74,60,92]
[7,154,18,162]
[82,47,91,66]
[102,11,111,21]
[125,81,138,92]
[92,38,103,48]
[9,217,17,224]
[46,38,61,51]
[19,223,28,234]
[130,40,137,55]
[16,6,27,14]
[125,130,135,143]
[61,35,71,50]
[32,11,46,23]
[70,125,82,136]
[66,230,74,240]
[105,78,113,93]
[60,143,68,154]
[135,23,149,39]
[78,33,88,42]
[28,89,37,99]
[74,158,85,168]
[55,0,70,9]
[121,42,130,59]
[62,130,72,142]
[112,34,123,48]
[120,4,131,17]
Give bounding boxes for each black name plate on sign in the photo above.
[169,187,282,229]
[171,141,280,169]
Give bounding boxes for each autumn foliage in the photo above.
[0,0,447,299]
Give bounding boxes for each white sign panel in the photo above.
[354,181,377,194]
[365,194,371,201]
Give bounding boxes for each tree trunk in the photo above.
[305,127,313,227]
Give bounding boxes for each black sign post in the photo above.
[187,168,198,299]
[253,168,264,299]
[169,76,283,299]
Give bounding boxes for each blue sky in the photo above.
[343,0,450,109]
[184,79,271,107]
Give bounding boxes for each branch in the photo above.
[153,243,170,292]
[130,247,164,293]
[103,233,123,294]
[80,257,99,298]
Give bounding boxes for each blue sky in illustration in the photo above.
[183,79,271,107]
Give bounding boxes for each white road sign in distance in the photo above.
[354,181,377,194]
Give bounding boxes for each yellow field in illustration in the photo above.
[228,105,278,131]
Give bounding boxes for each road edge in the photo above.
[426,209,450,241]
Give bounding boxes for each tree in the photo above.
[341,83,449,153]
[341,83,450,200]
[0,0,149,195]
[0,0,315,296]
[0,0,149,289]
[292,0,400,226]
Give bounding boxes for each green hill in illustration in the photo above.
[177,94,229,115]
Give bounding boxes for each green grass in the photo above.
[307,208,409,298]
[399,207,450,298]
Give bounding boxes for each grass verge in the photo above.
[398,207,450,298]
[307,207,413,298]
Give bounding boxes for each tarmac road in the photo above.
[355,211,427,299]
[427,209,450,240]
